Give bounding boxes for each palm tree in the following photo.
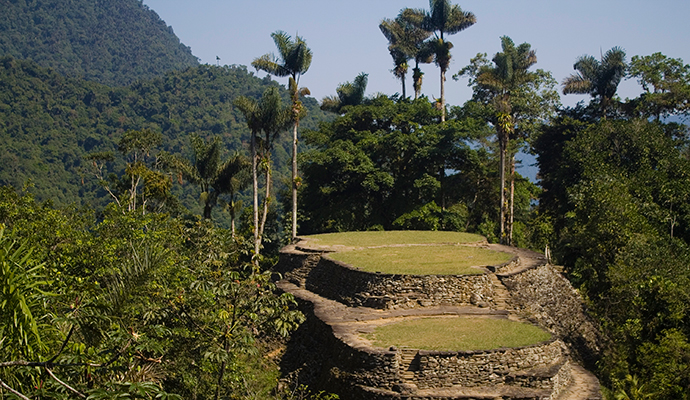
[214,153,250,237]
[252,31,312,241]
[562,46,627,116]
[405,0,476,121]
[474,36,538,245]
[163,134,249,222]
[379,15,431,99]
[321,72,368,114]
[234,87,291,260]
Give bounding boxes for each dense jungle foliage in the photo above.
[0,0,199,86]
[0,56,330,224]
[3,0,690,398]
[0,186,317,399]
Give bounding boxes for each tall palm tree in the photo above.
[321,72,368,114]
[405,0,476,121]
[562,46,627,116]
[252,31,312,241]
[234,87,292,260]
[474,36,538,245]
[379,15,431,99]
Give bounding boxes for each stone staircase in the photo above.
[489,273,512,310]
[399,349,420,382]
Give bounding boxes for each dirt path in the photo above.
[556,364,602,400]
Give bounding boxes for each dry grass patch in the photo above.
[300,231,483,248]
[365,316,551,351]
[327,245,512,275]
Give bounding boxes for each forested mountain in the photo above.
[0,56,331,215]
[0,0,198,86]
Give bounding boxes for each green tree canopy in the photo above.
[629,52,690,119]
[0,0,198,86]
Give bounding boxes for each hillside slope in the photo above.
[0,57,332,213]
[0,0,198,86]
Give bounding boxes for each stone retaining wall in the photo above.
[499,264,602,367]
[412,340,566,389]
[276,243,599,399]
[281,294,569,398]
[280,298,400,393]
[277,247,499,309]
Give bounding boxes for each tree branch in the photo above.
[0,377,30,400]
[47,325,75,364]
[46,368,86,398]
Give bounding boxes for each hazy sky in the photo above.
[142,0,690,109]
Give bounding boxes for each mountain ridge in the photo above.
[0,0,199,86]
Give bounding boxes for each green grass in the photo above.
[365,317,552,351]
[300,231,484,247]
[327,246,513,275]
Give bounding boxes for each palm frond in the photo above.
[251,54,289,77]
[573,55,599,81]
[214,153,251,194]
[233,96,261,133]
[288,38,312,76]
[562,73,592,95]
[443,6,476,35]
[270,30,292,61]
[320,95,341,113]
[400,7,427,31]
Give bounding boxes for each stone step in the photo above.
[488,273,511,310]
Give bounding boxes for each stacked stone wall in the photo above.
[499,264,602,366]
[277,247,498,309]
[412,340,565,389]
[282,294,568,397]
[277,243,601,399]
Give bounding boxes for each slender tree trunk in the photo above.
[401,72,406,99]
[230,211,236,238]
[259,158,270,248]
[251,133,259,260]
[214,334,230,400]
[499,130,507,244]
[291,122,298,241]
[508,154,515,246]
[203,196,213,219]
[440,67,446,122]
[230,197,236,238]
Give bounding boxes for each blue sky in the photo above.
[142,0,690,110]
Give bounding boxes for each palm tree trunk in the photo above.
[230,202,236,238]
[499,130,507,244]
[259,159,270,248]
[508,154,515,246]
[251,133,259,259]
[440,67,446,122]
[401,72,406,99]
[291,121,298,241]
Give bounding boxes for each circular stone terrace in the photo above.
[276,231,601,399]
[283,231,550,349]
